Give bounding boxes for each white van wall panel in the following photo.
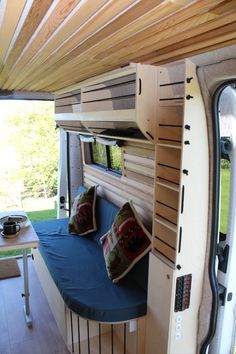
[68,133,83,203]
[57,129,69,218]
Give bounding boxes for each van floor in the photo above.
[0,257,70,354]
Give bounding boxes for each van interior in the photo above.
[0,1,236,353]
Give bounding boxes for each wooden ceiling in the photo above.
[0,0,236,94]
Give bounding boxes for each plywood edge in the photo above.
[79,109,136,122]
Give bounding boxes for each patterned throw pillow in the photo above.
[68,186,97,235]
[100,201,152,283]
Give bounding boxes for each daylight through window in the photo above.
[90,142,122,173]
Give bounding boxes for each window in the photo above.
[90,142,122,173]
[219,85,234,234]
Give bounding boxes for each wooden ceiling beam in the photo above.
[0,0,54,87]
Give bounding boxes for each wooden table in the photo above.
[0,210,39,326]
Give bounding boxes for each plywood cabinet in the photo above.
[153,62,185,266]
[146,59,210,354]
[55,64,159,142]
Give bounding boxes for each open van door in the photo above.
[209,85,236,354]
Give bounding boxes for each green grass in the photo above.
[220,168,230,234]
[0,207,57,258]
[26,208,57,222]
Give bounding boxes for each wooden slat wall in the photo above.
[55,89,81,113]
[83,141,154,224]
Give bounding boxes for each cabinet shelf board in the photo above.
[154,216,177,233]
[156,180,180,192]
[156,142,182,149]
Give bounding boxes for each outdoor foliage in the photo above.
[220,168,230,234]
[221,159,230,169]
[91,142,122,172]
[0,101,58,208]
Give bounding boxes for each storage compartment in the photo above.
[152,61,185,265]
[156,164,180,185]
[55,64,159,142]
[82,74,136,111]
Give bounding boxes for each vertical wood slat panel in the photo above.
[83,141,154,223]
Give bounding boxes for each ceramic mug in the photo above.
[3,221,21,235]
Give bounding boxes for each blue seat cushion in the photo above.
[33,194,149,322]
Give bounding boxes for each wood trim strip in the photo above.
[154,221,177,249]
[55,95,81,106]
[123,169,154,186]
[152,238,176,263]
[124,154,155,169]
[0,0,27,68]
[155,202,178,225]
[156,165,180,185]
[124,161,155,178]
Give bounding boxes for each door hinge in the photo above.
[217,243,229,273]
[220,137,231,161]
[60,196,70,211]
[218,284,227,306]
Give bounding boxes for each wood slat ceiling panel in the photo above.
[0,0,235,94]
[3,0,110,89]
[0,0,54,86]
[2,0,82,89]
[0,0,27,71]
[11,0,163,90]
[15,0,226,91]
[27,0,234,92]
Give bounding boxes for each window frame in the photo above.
[89,142,122,175]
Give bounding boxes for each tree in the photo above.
[1,100,58,205]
